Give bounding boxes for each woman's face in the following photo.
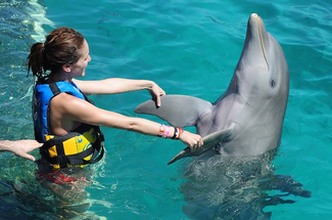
[69,39,91,77]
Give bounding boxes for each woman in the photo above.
[27,27,203,214]
[28,27,203,169]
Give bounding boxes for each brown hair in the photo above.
[27,27,85,81]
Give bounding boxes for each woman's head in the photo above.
[27,27,86,81]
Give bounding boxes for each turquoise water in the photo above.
[0,0,331,219]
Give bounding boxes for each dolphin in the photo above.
[135,13,289,165]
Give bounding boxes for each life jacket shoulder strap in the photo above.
[49,83,61,96]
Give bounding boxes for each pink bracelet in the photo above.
[163,126,170,138]
[158,124,170,138]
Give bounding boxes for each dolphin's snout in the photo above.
[247,13,269,69]
[249,13,262,24]
[250,13,258,19]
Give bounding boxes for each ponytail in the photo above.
[27,42,47,80]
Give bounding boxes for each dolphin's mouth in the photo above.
[251,13,270,70]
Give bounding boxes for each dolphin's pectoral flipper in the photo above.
[135,95,212,127]
[168,124,235,165]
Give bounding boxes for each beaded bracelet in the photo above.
[171,127,184,139]
[171,127,179,139]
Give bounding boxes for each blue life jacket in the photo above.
[33,81,84,142]
[33,81,104,169]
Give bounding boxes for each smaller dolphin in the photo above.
[135,13,289,165]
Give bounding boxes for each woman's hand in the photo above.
[147,82,166,108]
[179,131,203,151]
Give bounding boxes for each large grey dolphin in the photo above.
[135,13,289,165]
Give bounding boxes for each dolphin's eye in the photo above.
[270,80,276,88]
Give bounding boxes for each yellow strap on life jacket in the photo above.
[40,127,104,169]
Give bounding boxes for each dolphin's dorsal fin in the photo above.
[135,95,212,127]
[168,123,235,165]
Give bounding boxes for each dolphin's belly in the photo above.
[215,124,281,156]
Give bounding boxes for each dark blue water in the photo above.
[0,0,331,219]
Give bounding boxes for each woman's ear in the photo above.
[63,64,71,73]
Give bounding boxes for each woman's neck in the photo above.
[47,71,73,83]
